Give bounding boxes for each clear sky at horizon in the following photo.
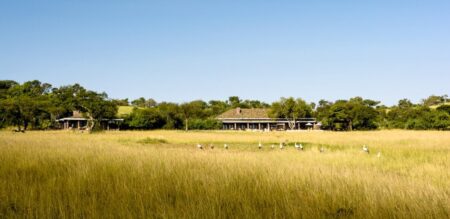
[1,1,449,106]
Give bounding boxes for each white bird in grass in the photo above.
[295,143,303,150]
[319,146,325,153]
[377,151,381,158]
[279,142,284,150]
[258,142,263,150]
[224,144,228,150]
[362,145,370,154]
[197,143,203,150]
[271,144,275,149]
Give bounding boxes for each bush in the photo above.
[188,118,222,130]
[127,108,165,129]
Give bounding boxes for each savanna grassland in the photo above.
[0,130,449,218]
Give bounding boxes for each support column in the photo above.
[267,123,270,131]
[258,123,261,130]
[234,123,237,130]
[247,123,250,130]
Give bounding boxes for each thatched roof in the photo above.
[217,108,270,119]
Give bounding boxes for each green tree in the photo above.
[112,98,129,106]
[0,80,52,131]
[228,96,241,108]
[422,95,446,107]
[208,100,229,116]
[317,97,379,131]
[180,100,208,131]
[270,97,313,129]
[77,90,117,131]
[51,84,117,132]
[0,80,18,99]
[128,108,165,129]
[157,102,183,129]
[131,97,146,107]
[315,100,333,129]
[436,105,450,115]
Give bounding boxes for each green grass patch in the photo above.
[136,137,168,144]
[117,106,139,116]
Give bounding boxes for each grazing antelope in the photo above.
[197,143,203,150]
[362,145,370,154]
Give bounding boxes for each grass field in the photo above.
[117,106,136,116]
[0,130,449,218]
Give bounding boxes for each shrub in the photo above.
[188,118,222,130]
[127,108,165,129]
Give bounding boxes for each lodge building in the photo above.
[57,111,123,130]
[217,108,320,131]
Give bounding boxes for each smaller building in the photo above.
[57,111,123,130]
[217,108,318,131]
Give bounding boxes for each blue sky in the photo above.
[1,1,449,106]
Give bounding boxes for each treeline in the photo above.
[119,96,269,130]
[1,80,449,131]
[0,80,117,131]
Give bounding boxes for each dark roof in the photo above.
[56,111,86,121]
[217,108,270,119]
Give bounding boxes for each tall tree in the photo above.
[128,108,164,129]
[269,97,313,129]
[0,80,52,131]
[180,100,208,131]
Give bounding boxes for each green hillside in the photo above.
[117,106,136,117]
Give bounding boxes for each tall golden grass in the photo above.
[0,130,449,218]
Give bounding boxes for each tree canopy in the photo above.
[269,97,313,129]
[1,80,449,131]
[0,80,117,132]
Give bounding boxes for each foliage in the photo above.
[316,97,379,130]
[112,98,129,106]
[188,118,222,130]
[131,97,157,108]
[383,100,450,130]
[0,80,52,131]
[127,108,165,129]
[422,95,448,106]
[0,80,448,131]
[0,80,117,132]
[269,97,313,129]
[227,96,270,108]
[436,104,450,114]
